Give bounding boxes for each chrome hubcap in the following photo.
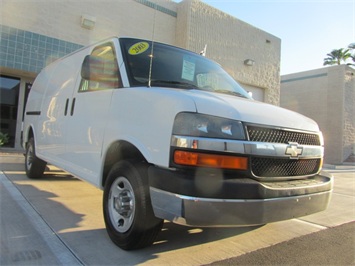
[26,145,34,170]
[108,176,135,233]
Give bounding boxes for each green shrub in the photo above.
[0,132,9,146]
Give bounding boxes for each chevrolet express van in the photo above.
[22,37,333,250]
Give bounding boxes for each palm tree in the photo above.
[323,48,351,66]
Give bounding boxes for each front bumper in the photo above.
[148,167,333,226]
[150,188,331,226]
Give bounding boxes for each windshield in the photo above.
[120,38,251,99]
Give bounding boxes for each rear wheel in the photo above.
[25,138,46,179]
[103,160,163,250]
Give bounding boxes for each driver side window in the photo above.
[79,43,121,92]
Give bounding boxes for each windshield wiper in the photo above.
[214,89,247,98]
[150,80,199,90]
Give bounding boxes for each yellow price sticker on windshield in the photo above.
[128,42,150,55]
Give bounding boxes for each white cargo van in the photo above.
[22,37,333,250]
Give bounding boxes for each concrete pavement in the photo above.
[0,173,82,265]
[0,151,354,265]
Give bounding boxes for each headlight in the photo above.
[172,112,245,140]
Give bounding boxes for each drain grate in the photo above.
[12,250,42,262]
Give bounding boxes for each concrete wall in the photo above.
[343,67,355,162]
[281,65,355,164]
[176,0,281,105]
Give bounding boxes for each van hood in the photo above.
[185,90,320,132]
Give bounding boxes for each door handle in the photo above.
[70,98,76,116]
[64,98,69,116]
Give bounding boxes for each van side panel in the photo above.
[65,89,114,186]
[24,47,92,175]
[23,63,56,148]
[36,52,85,162]
[103,87,196,171]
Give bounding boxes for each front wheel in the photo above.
[25,138,46,179]
[103,160,163,250]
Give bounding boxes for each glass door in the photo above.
[0,75,20,148]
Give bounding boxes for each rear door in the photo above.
[65,40,122,186]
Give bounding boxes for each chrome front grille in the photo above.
[247,125,320,146]
[251,157,321,178]
[246,125,322,178]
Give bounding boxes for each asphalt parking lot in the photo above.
[0,151,354,265]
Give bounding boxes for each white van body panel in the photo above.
[64,89,114,186]
[103,87,197,170]
[38,57,81,158]
[23,43,103,184]
[61,86,196,187]
[186,90,320,132]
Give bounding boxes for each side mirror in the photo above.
[81,55,118,83]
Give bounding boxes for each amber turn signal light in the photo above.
[174,150,248,170]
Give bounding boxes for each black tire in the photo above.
[103,160,163,250]
[25,138,46,179]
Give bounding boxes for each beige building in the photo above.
[281,65,355,164]
[0,0,281,149]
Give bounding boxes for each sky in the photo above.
[174,0,355,75]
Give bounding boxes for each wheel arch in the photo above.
[101,140,148,188]
[23,125,35,148]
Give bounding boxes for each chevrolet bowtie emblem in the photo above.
[285,142,303,158]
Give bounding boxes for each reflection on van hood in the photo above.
[185,89,320,132]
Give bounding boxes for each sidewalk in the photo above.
[323,163,355,170]
[0,171,82,265]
